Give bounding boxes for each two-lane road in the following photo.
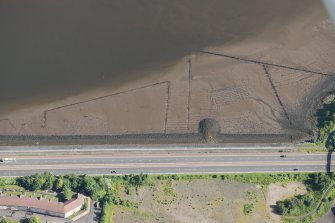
[0,152,333,176]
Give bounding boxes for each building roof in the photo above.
[0,193,85,214]
[64,194,85,213]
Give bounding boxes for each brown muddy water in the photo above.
[0,0,324,114]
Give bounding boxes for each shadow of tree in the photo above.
[270,204,282,215]
[325,131,334,172]
[327,148,333,173]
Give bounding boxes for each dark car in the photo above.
[111,170,117,174]
[280,155,286,158]
[293,168,298,171]
[331,207,335,215]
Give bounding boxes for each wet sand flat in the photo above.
[0,0,323,112]
[0,1,334,143]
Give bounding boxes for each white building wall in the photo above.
[64,205,82,218]
[0,205,65,218]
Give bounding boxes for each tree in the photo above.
[129,174,141,186]
[82,176,96,196]
[27,215,42,223]
[326,132,335,150]
[97,176,107,190]
[16,173,47,191]
[62,178,71,189]
[277,201,288,215]
[42,172,55,190]
[128,173,149,187]
[82,202,88,210]
[66,173,81,191]
[63,184,72,200]
[54,177,64,192]
[16,176,32,190]
[103,192,117,205]
[32,173,45,191]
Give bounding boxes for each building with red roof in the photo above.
[0,193,85,218]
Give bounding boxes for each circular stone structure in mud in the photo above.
[199,118,221,143]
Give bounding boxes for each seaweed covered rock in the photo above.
[198,118,221,143]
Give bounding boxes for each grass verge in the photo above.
[100,203,114,223]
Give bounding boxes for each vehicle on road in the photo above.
[331,207,335,215]
[293,168,298,171]
[111,170,117,174]
[280,155,286,158]
[0,157,16,163]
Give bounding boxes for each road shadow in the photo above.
[327,148,333,173]
[325,131,335,172]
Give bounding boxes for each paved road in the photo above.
[0,152,333,176]
[314,204,335,223]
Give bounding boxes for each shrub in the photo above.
[316,97,335,149]
[81,202,88,210]
[243,203,254,215]
[100,202,113,223]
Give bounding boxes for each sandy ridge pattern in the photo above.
[1,5,335,144]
